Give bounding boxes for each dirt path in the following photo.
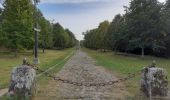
[35,50,130,100]
[0,89,8,97]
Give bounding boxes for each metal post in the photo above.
[35,23,38,58]
[33,0,40,65]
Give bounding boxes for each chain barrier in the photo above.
[31,65,142,87]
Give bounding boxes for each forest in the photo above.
[0,0,77,55]
[83,0,170,57]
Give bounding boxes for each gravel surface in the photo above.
[35,50,129,100]
[0,89,8,97]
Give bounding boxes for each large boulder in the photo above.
[140,67,168,97]
[8,64,36,100]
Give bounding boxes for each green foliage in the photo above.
[65,29,77,47]
[160,0,170,57]
[106,14,128,52]
[96,21,109,50]
[84,21,109,51]
[0,8,5,46]
[0,0,76,53]
[36,10,53,49]
[52,23,77,49]
[84,0,170,57]
[53,23,68,49]
[84,29,98,49]
[2,0,34,51]
[126,0,163,56]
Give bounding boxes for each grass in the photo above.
[0,48,74,89]
[0,48,75,100]
[34,57,70,100]
[83,48,170,97]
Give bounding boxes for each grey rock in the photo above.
[140,67,168,97]
[8,65,36,99]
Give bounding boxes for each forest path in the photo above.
[35,50,130,100]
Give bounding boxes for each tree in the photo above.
[65,29,76,47]
[84,29,98,49]
[52,23,77,49]
[0,8,5,46]
[83,21,109,51]
[159,0,170,57]
[96,21,109,51]
[106,14,128,53]
[125,0,162,57]
[83,0,170,58]
[2,0,34,56]
[53,23,68,49]
[36,9,53,52]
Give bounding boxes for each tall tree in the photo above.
[96,21,109,51]
[2,0,34,55]
[84,29,98,49]
[125,0,162,57]
[65,29,76,47]
[106,14,128,52]
[0,8,4,46]
[159,0,170,57]
[36,9,53,52]
[53,23,69,49]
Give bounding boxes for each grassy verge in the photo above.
[0,48,74,89]
[83,48,170,97]
[34,58,70,100]
[0,48,74,99]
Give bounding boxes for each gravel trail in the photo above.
[35,50,129,100]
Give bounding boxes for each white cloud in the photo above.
[41,0,166,4]
[41,0,116,4]
[41,0,126,40]
[159,0,166,3]
[40,0,167,40]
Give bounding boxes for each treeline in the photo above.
[83,0,170,57]
[0,0,77,54]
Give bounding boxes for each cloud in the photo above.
[159,0,166,3]
[39,0,127,40]
[40,0,114,4]
[40,0,166,4]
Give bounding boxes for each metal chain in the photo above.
[33,65,142,87]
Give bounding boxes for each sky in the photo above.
[37,0,166,40]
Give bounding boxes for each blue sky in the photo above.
[37,0,165,40]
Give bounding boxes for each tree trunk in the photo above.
[141,47,144,58]
[114,46,118,54]
[42,48,45,53]
[14,50,18,57]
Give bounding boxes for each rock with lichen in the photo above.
[140,67,168,97]
[8,64,36,99]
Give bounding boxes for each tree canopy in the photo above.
[83,0,170,57]
[0,0,77,55]
[2,0,34,52]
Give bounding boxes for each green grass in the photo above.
[0,48,74,89]
[83,48,170,97]
[34,57,71,100]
